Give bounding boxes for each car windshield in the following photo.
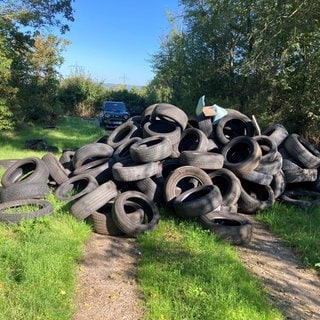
[104,102,127,112]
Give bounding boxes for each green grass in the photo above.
[138,212,283,320]
[0,116,104,319]
[1,116,319,319]
[0,194,92,320]
[256,201,320,268]
[0,116,106,160]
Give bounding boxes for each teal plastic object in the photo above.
[195,95,228,124]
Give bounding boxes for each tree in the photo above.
[0,0,74,33]
[150,0,320,143]
[19,34,69,124]
[59,71,108,118]
[0,0,75,129]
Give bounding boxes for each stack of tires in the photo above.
[1,103,320,246]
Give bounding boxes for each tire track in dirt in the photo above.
[236,216,320,320]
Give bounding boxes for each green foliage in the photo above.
[106,87,149,115]
[59,72,108,117]
[0,0,74,33]
[0,0,75,130]
[0,99,14,130]
[14,34,69,126]
[151,0,320,142]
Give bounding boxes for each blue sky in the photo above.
[57,0,180,86]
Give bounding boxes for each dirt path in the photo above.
[73,216,320,320]
[236,216,320,319]
[72,234,144,320]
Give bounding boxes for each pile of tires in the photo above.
[1,103,320,245]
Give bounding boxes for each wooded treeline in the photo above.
[0,0,319,143]
[152,0,320,143]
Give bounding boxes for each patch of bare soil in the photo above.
[73,217,320,320]
[236,215,320,320]
[72,233,144,320]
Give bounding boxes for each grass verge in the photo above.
[138,211,283,320]
[256,201,320,269]
[0,194,92,320]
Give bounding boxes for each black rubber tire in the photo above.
[72,143,114,169]
[271,170,286,199]
[208,168,241,206]
[0,199,54,223]
[280,190,320,209]
[198,211,253,245]
[1,157,49,188]
[157,158,181,182]
[241,170,274,186]
[262,123,289,147]
[107,122,141,149]
[143,119,182,146]
[238,179,275,214]
[283,168,318,184]
[88,201,144,236]
[42,152,69,185]
[59,150,75,173]
[221,136,262,176]
[163,165,213,204]
[214,109,256,146]
[178,127,209,153]
[135,177,164,206]
[284,134,320,169]
[281,157,302,171]
[0,159,19,169]
[112,190,160,237]
[196,112,214,137]
[172,185,222,218]
[70,180,118,220]
[253,135,278,163]
[54,173,99,203]
[112,137,142,162]
[150,103,189,130]
[0,182,50,202]
[72,158,114,185]
[94,134,109,144]
[179,150,224,170]
[219,204,238,214]
[255,151,283,175]
[130,136,173,163]
[89,202,124,236]
[140,103,158,126]
[207,138,220,152]
[112,160,160,182]
[313,174,320,192]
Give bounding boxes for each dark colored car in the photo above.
[99,101,130,130]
